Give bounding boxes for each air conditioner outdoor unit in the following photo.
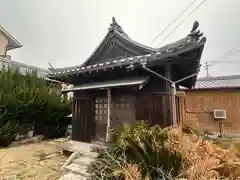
[213,109,227,119]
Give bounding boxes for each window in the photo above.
[95,97,108,124]
[19,67,27,75]
[113,96,132,110]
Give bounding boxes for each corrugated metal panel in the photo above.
[61,76,149,92]
[194,75,240,89]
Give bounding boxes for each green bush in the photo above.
[0,68,71,146]
[88,121,182,179]
[0,107,17,146]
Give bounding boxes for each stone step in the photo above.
[64,163,89,177]
[72,155,95,166]
[58,172,86,180]
[60,140,100,158]
[82,151,98,158]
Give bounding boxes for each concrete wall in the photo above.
[180,89,240,133]
[0,33,8,56]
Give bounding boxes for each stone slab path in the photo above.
[58,141,103,180]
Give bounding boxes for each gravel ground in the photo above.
[0,139,68,180]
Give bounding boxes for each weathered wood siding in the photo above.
[72,91,171,142]
[72,97,95,143]
[180,89,240,133]
[135,95,169,126]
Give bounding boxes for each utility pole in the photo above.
[204,61,210,77]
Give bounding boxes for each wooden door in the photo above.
[72,97,94,143]
[94,97,108,142]
[135,95,166,126]
[111,95,136,128]
[150,96,166,126]
[135,96,150,122]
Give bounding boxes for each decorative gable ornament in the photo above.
[108,17,124,34]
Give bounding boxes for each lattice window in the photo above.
[0,62,8,71]
[19,66,27,75]
[95,97,108,124]
[0,61,3,70]
[113,96,133,109]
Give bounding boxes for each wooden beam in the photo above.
[176,91,186,97]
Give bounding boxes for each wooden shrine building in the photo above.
[48,17,207,143]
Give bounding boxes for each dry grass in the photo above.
[123,128,240,180]
[169,128,240,180]
[0,139,67,180]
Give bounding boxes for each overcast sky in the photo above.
[0,0,240,77]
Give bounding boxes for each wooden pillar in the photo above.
[179,96,185,130]
[165,64,172,126]
[106,88,111,142]
[171,84,178,127]
[71,98,77,141]
[175,85,180,125]
[176,91,186,151]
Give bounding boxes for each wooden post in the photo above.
[176,91,186,131]
[219,120,223,137]
[106,88,111,142]
[176,91,187,156]
[165,65,172,125]
[171,83,177,127]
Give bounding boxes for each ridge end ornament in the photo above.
[108,17,124,33]
[188,21,204,39]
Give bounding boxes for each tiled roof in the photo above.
[194,75,240,89]
[48,38,206,78]
[107,17,156,53]
[77,17,156,67]
[48,18,206,78]
[114,30,156,52]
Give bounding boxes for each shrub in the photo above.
[0,107,17,146]
[0,68,71,146]
[88,121,182,179]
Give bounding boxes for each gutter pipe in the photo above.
[140,58,200,127]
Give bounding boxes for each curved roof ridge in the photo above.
[115,31,156,52]
[78,17,156,67]
[108,17,156,52]
[49,19,206,73]
[107,17,156,52]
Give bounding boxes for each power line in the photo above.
[203,60,240,77]
[148,0,198,46]
[209,44,240,64]
[213,60,240,64]
[206,44,240,66]
[202,44,240,77]
[156,0,208,48]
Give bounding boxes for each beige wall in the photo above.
[180,89,240,133]
[0,33,8,56]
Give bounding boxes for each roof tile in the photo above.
[194,75,240,89]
